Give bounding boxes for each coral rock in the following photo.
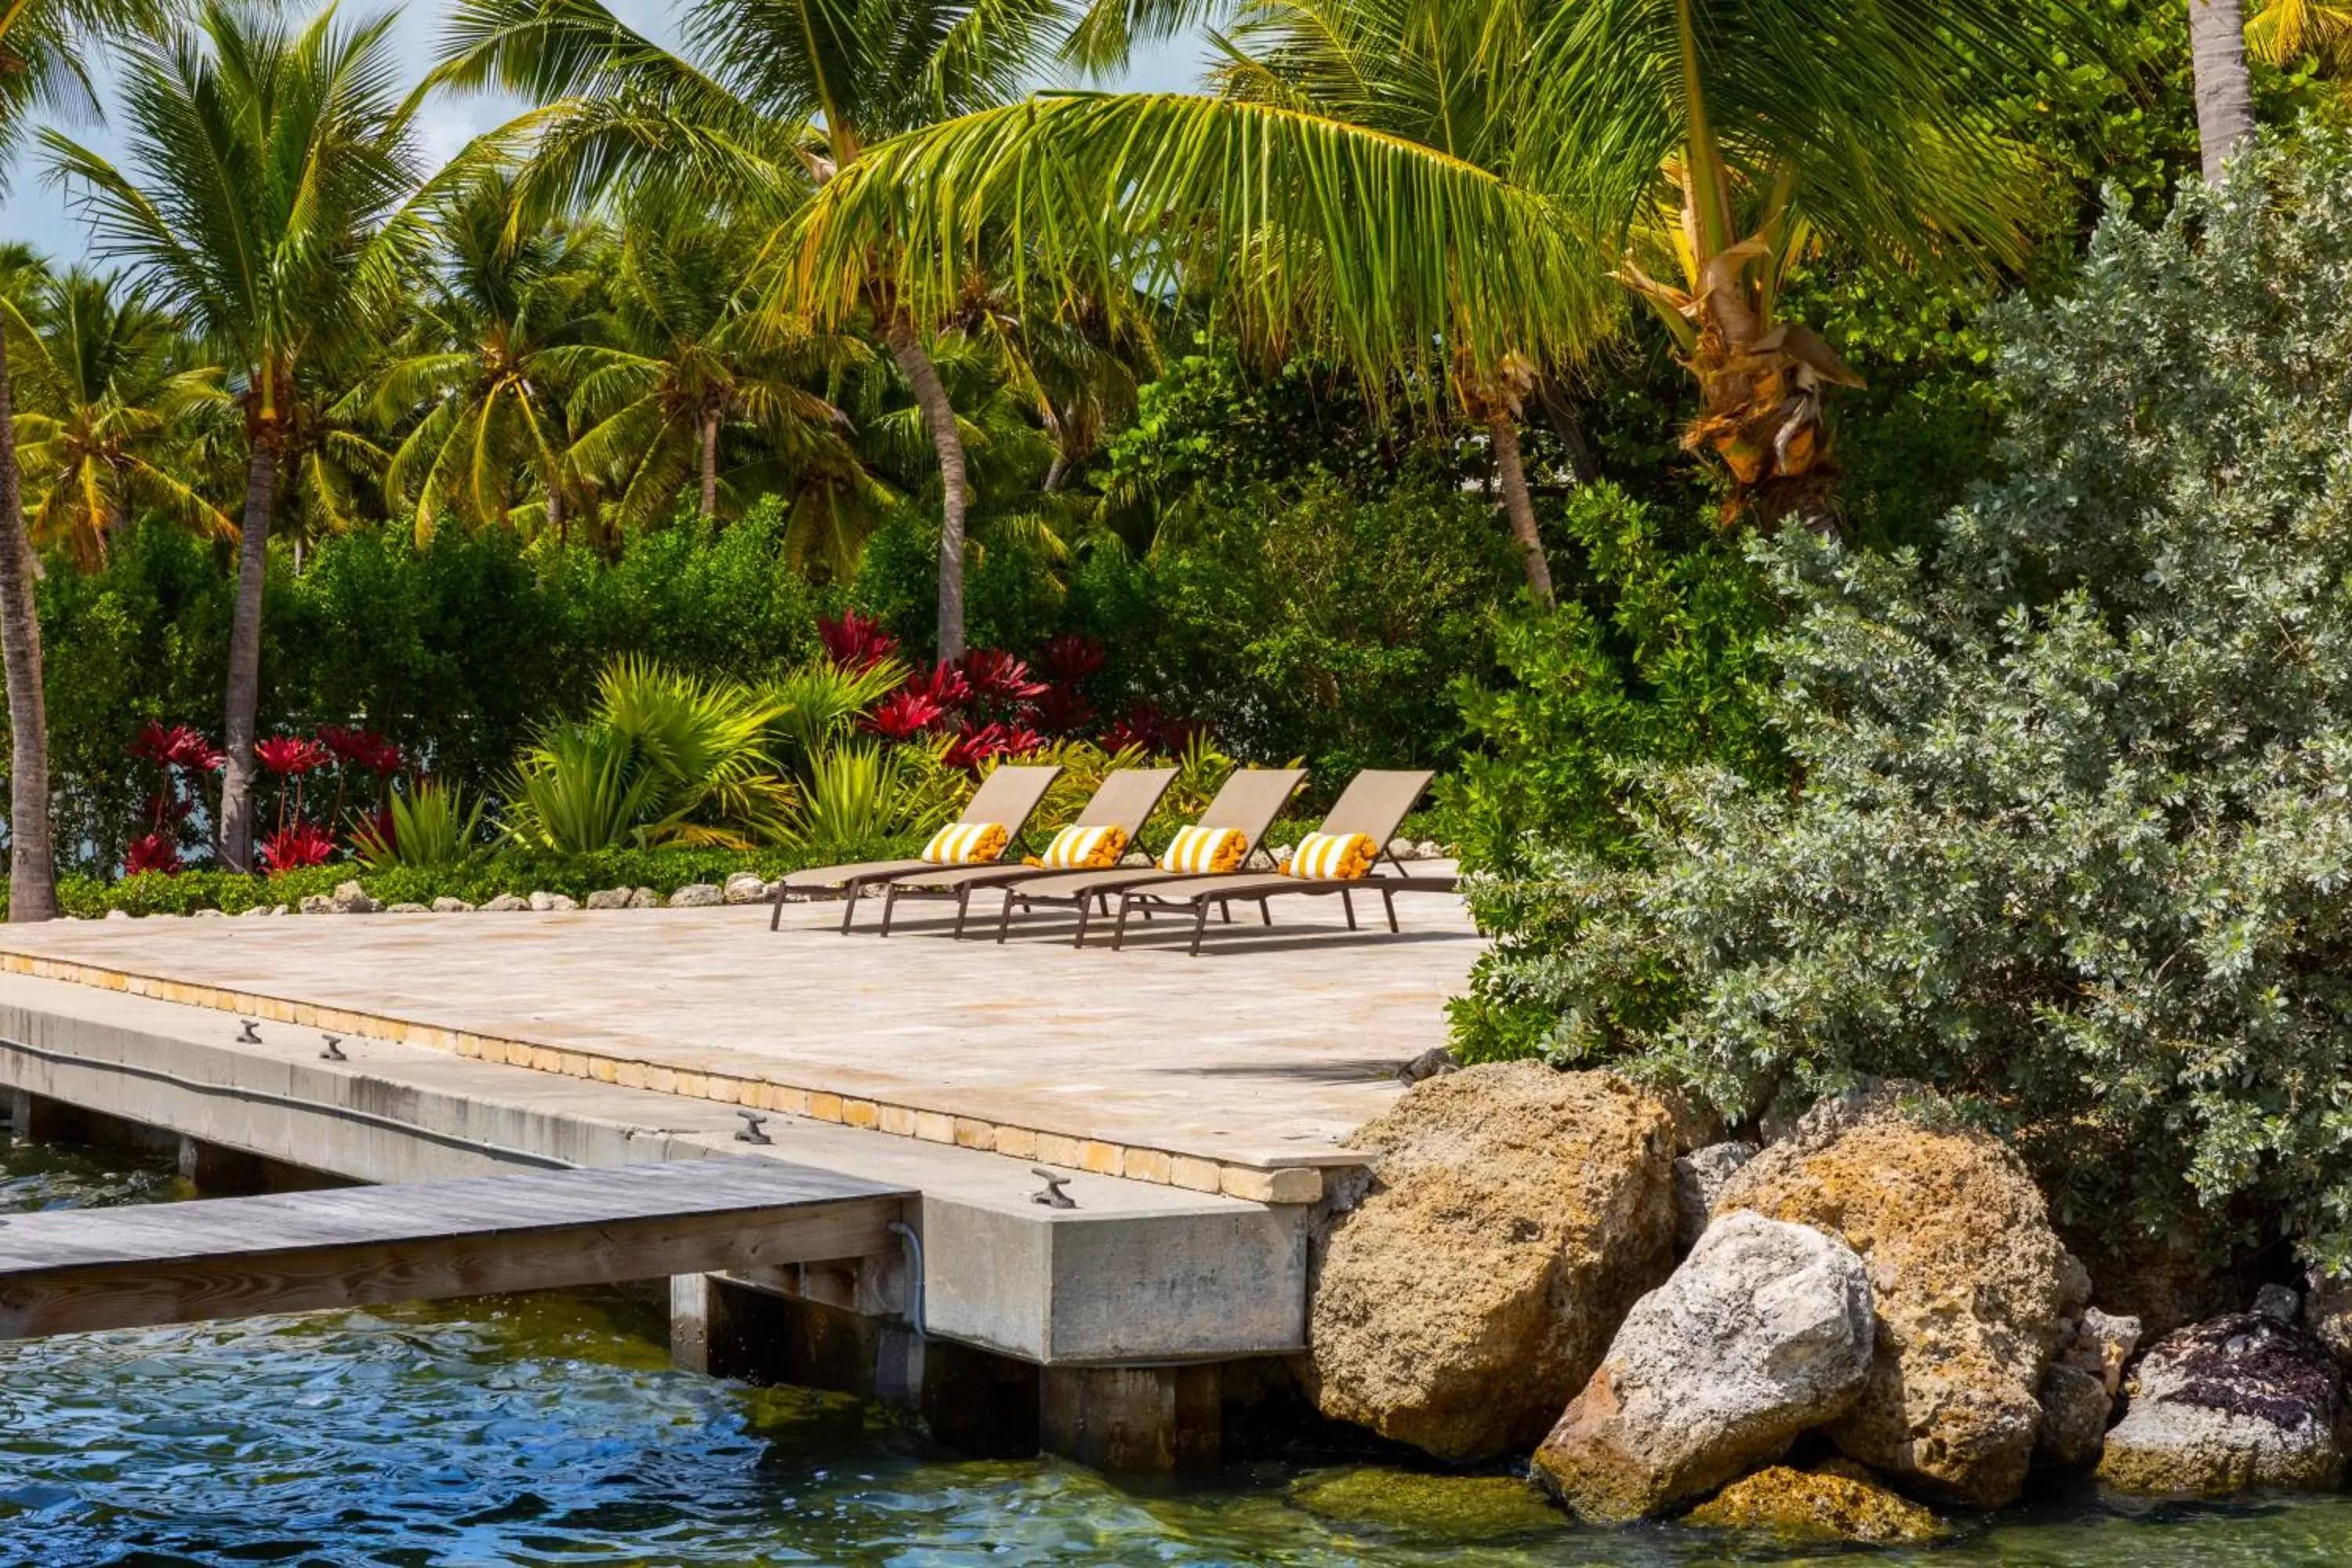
[1711,1083,2076,1507]
[1672,1142,1757,1254]
[1683,1465,1944,1544]
[430,897,474,914]
[2097,1313,2344,1496]
[1310,1064,1678,1462]
[2035,1363,2115,1469]
[583,887,633,911]
[1533,1211,1874,1520]
[479,893,528,913]
[722,872,769,905]
[668,883,724,909]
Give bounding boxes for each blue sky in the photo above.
[2,4,1207,260]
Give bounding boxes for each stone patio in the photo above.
[0,884,1482,1203]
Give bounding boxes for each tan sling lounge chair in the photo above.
[1111,768,1446,956]
[869,767,1180,938]
[769,762,1062,935]
[990,767,1308,947]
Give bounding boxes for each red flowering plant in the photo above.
[122,721,226,875]
[866,688,950,742]
[1026,635,1110,740]
[258,821,336,871]
[818,610,902,673]
[317,724,404,836]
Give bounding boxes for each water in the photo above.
[6,1136,2352,1566]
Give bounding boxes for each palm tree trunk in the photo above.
[547,477,565,543]
[216,437,277,873]
[2190,0,2257,181]
[0,328,56,920]
[699,410,719,517]
[1536,376,1600,487]
[1489,412,1555,606]
[887,318,970,661]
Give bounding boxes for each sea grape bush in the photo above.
[1472,129,2352,1271]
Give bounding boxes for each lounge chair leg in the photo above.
[953,887,972,939]
[879,884,899,938]
[996,893,1017,944]
[1075,899,1094,949]
[1259,899,1272,926]
[840,883,862,935]
[1112,895,1135,951]
[1219,900,1232,924]
[1382,887,1399,933]
[1342,887,1358,932]
[1190,901,1210,957]
[769,882,786,931]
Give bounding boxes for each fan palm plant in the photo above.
[44,0,481,869]
[797,0,2100,525]
[3,267,232,567]
[433,0,1193,657]
[0,0,168,920]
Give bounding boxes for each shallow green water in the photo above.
[7,1136,2352,1566]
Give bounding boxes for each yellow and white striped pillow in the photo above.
[922,821,1009,865]
[1034,824,1127,870]
[1158,825,1248,875]
[1283,831,1377,881]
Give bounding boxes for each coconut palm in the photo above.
[797,0,2096,524]
[43,0,471,870]
[0,0,167,919]
[550,197,864,527]
[433,0,1192,658]
[2192,0,2258,180]
[357,172,612,539]
[4,267,232,567]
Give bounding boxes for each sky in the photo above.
[2,3,1208,260]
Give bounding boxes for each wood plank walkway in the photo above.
[0,1158,907,1340]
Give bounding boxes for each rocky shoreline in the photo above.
[1308,1062,2352,1541]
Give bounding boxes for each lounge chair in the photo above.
[768,762,1063,935]
[990,767,1308,947]
[1110,768,1446,956]
[870,766,1180,938]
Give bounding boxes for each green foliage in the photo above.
[354,779,484,869]
[1443,483,1782,1061]
[26,498,830,873]
[787,742,913,854]
[1472,128,2352,1269]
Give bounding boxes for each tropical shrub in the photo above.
[354,779,486,869]
[1466,129,2352,1269]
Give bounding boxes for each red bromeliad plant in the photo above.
[125,831,182,877]
[866,688,950,741]
[320,725,402,777]
[1041,633,1106,684]
[255,735,330,775]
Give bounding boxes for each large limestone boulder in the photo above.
[1310,1064,1678,1462]
[1531,1211,1874,1520]
[1711,1085,2079,1508]
[2097,1313,2344,1495]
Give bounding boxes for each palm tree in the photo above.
[2191,0,2258,180]
[434,0,1187,659]
[796,0,2095,524]
[0,0,163,919]
[4,267,233,567]
[358,172,610,538]
[44,0,458,871]
[551,198,861,527]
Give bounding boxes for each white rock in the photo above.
[238,905,273,918]
[2099,1313,2344,1494]
[1533,1211,1875,1521]
[430,897,475,914]
[722,872,768,905]
[386,902,430,914]
[297,895,334,915]
[627,887,662,909]
[669,883,723,908]
[527,891,578,913]
[1386,837,1419,862]
[583,887,633,910]
[103,909,132,920]
[480,893,529,913]
[328,880,379,914]
[1417,840,1446,860]
[193,908,227,919]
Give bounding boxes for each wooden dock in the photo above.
[0,1158,908,1340]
